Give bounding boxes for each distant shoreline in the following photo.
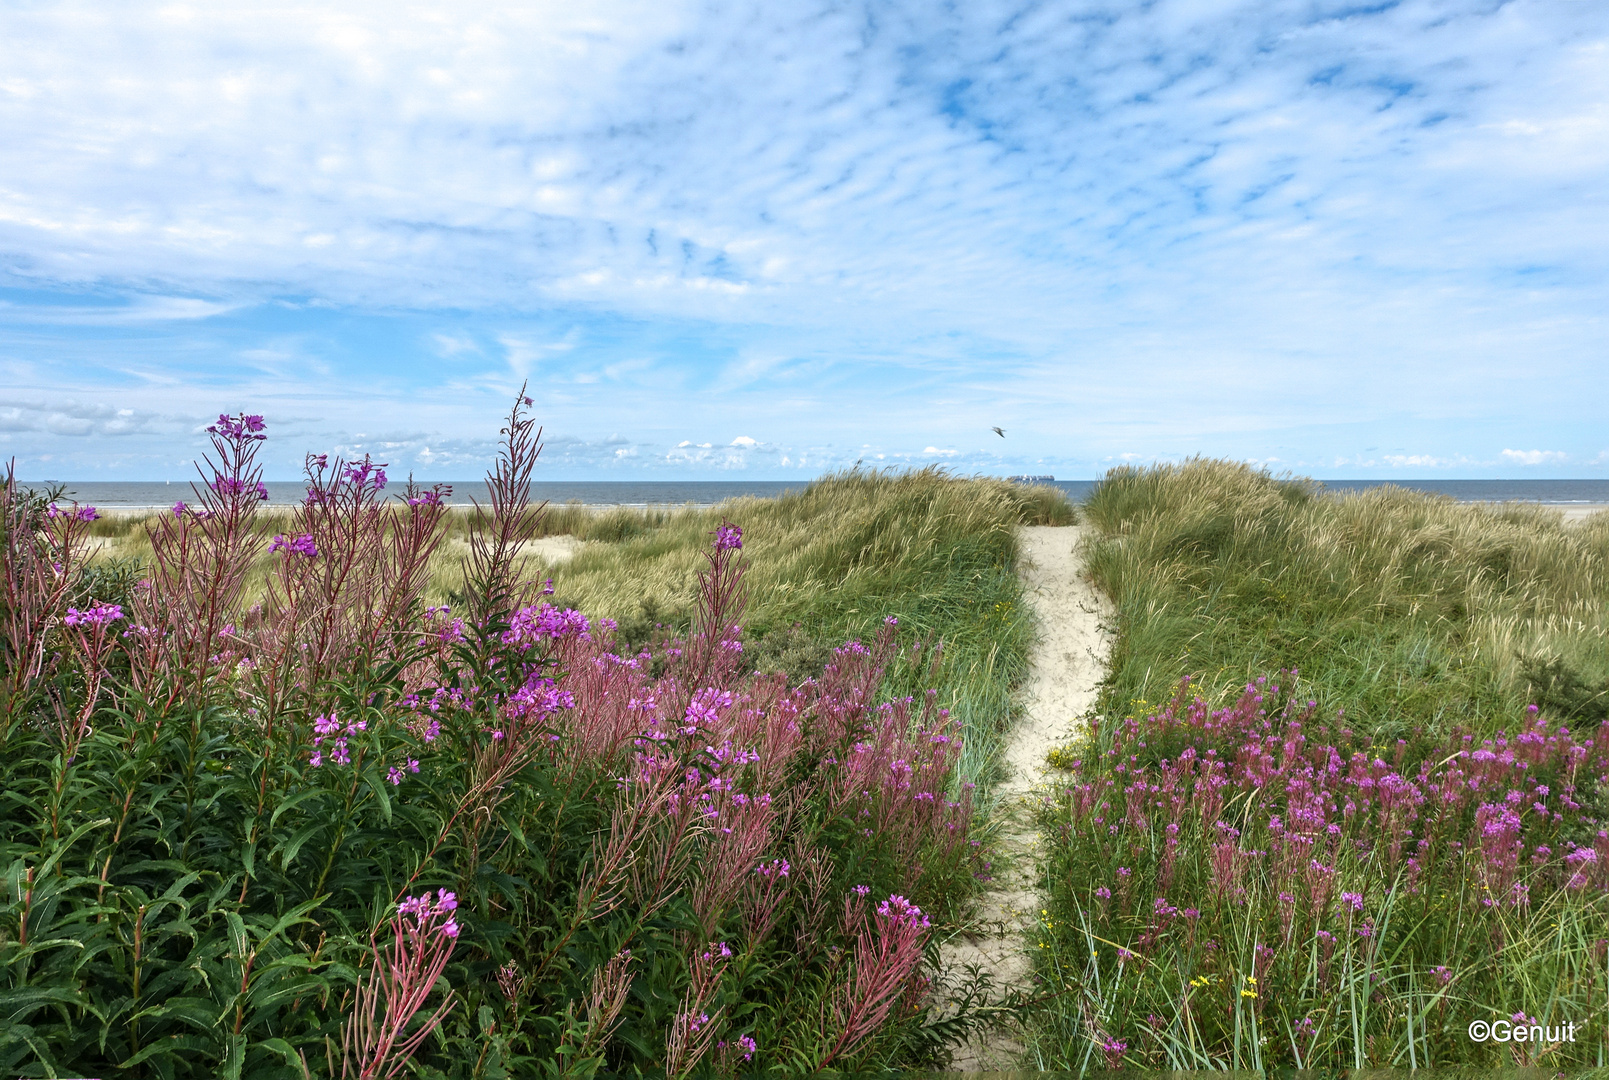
[85,499,1609,522]
[21,476,1609,518]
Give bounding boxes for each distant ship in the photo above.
[1006,475,1056,483]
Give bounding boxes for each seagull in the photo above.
[991,427,1005,438]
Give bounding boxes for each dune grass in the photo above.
[1025,459,1609,1072]
[78,468,1075,791]
[1077,458,1609,742]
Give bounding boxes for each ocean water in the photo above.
[24,479,812,508]
[19,477,1609,509]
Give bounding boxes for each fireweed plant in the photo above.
[75,466,1071,796]
[1029,674,1609,1071]
[1026,459,1609,1072]
[0,399,989,1078]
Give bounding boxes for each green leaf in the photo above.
[120,1032,219,1069]
[222,1032,246,1080]
[268,786,327,830]
[362,769,393,824]
[256,1036,304,1071]
[225,912,250,965]
[34,817,113,880]
[269,821,324,873]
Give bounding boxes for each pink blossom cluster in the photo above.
[207,412,267,441]
[502,603,591,646]
[416,606,466,647]
[64,603,123,627]
[406,488,447,508]
[268,533,319,557]
[397,889,460,940]
[308,711,367,769]
[341,460,388,492]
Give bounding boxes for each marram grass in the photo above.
[1079,458,1609,741]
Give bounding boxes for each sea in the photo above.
[21,477,1609,509]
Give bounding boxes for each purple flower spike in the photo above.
[208,412,268,441]
[269,533,319,558]
[714,523,742,551]
[64,603,124,628]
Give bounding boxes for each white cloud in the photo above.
[922,446,957,457]
[433,333,480,358]
[729,435,757,447]
[498,333,576,380]
[0,400,158,437]
[1383,454,1451,468]
[1501,448,1570,466]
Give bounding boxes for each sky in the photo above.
[1,0,1605,481]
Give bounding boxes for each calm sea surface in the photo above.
[20,478,1609,509]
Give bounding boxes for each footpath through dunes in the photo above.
[942,524,1115,1071]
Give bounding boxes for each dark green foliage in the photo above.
[1520,654,1609,723]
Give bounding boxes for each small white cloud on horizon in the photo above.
[1501,449,1570,466]
[0,400,158,438]
[730,435,758,447]
[1383,454,1451,468]
[922,446,957,457]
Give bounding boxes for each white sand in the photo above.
[448,536,585,564]
[941,524,1114,1070]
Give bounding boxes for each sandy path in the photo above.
[941,524,1114,1071]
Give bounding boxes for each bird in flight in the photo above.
[991,427,1005,438]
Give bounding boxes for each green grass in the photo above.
[1078,458,1609,742]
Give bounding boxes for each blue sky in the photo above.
[1,0,1605,480]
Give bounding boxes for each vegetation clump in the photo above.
[1032,459,1609,1070]
[0,401,1063,1078]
